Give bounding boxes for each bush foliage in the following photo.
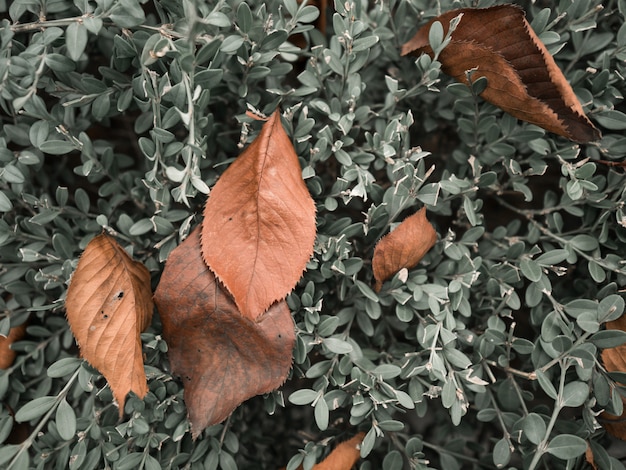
[1,0,626,468]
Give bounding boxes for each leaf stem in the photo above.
[8,368,80,469]
[421,440,497,469]
[527,362,566,470]
[495,196,626,276]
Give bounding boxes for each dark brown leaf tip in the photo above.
[401,4,601,143]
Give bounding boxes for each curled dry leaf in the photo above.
[65,233,153,414]
[600,313,626,439]
[155,228,295,438]
[372,207,437,291]
[0,323,27,369]
[401,4,601,143]
[201,110,316,320]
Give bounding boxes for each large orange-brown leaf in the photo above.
[600,313,626,439]
[155,228,295,438]
[0,323,26,369]
[201,110,316,320]
[372,207,437,291]
[401,4,600,143]
[65,233,153,414]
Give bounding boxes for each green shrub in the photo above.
[1,0,626,469]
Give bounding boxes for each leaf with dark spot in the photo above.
[65,233,153,415]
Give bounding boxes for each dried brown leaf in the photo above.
[201,110,316,320]
[372,208,437,291]
[0,323,26,369]
[292,433,365,470]
[600,314,626,439]
[155,228,295,438]
[401,4,600,143]
[586,445,598,470]
[65,233,153,414]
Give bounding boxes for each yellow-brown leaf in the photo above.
[201,110,316,320]
[401,4,600,143]
[372,208,437,291]
[65,233,153,415]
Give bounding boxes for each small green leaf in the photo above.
[129,218,153,236]
[47,358,82,378]
[66,22,88,61]
[536,249,568,266]
[561,381,588,408]
[39,140,77,155]
[297,5,320,23]
[314,396,328,430]
[377,420,404,431]
[56,399,76,440]
[237,3,252,33]
[323,337,353,354]
[520,258,542,282]
[428,21,444,51]
[493,438,511,468]
[576,311,599,333]
[599,295,625,322]
[569,234,598,252]
[535,370,557,399]
[288,389,318,405]
[1,164,24,184]
[522,413,546,445]
[595,110,626,130]
[382,450,403,470]
[15,396,57,422]
[0,191,12,212]
[45,53,75,72]
[588,260,606,282]
[221,36,244,53]
[546,434,587,460]
[360,427,377,458]
[206,12,231,27]
[0,445,20,468]
[219,451,237,470]
[590,330,626,348]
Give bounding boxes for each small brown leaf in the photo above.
[372,207,437,291]
[600,313,626,439]
[401,4,600,143]
[65,233,153,414]
[307,433,366,470]
[585,445,598,470]
[155,228,295,438]
[0,323,26,369]
[201,110,316,320]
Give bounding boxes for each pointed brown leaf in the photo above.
[201,110,316,320]
[372,207,437,291]
[600,314,626,439]
[401,4,600,143]
[65,234,153,414]
[0,323,26,369]
[311,433,366,470]
[155,228,295,438]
